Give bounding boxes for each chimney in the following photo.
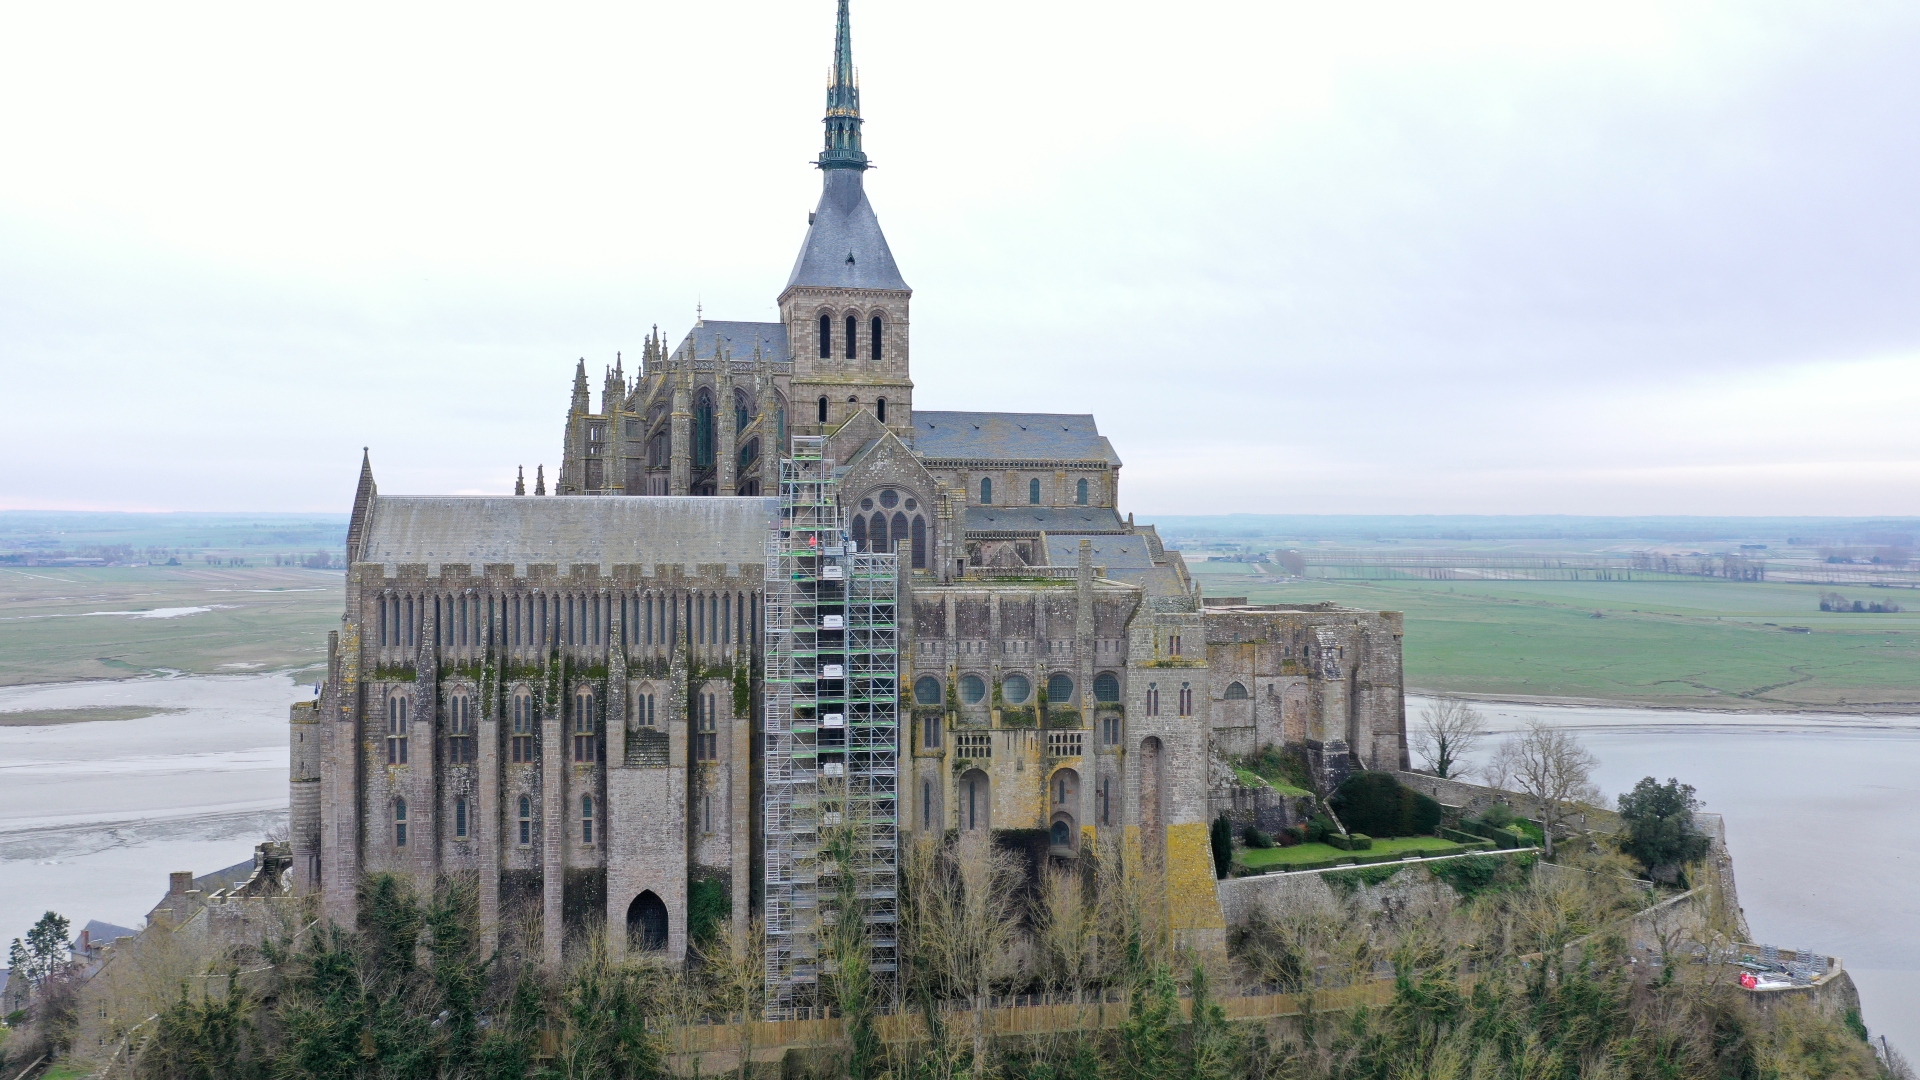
[170,871,192,895]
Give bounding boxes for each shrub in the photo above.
[1210,815,1233,879]
[1478,801,1517,828]
[1274,825,1303,847]
[1305,816,1335,844]
[1325,832,1372,851]
[1331,772,1443,838]
[1242,825,1274,849]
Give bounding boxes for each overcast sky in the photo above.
[4,1,1919,515]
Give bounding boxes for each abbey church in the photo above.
[292,0,1409,1017]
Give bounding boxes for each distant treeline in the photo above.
[1143,513,1920,545]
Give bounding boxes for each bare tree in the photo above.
[1487,721,1600,859]
[1411,696,1488,780]
[698,916,765,1079]
[902,832,1027,1073]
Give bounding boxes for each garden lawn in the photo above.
[1237,835,1465,870]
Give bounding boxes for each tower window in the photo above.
[511,689,535,763]
[386,693,409,765]
[1029,478,1040,504]
[581,795,595,844]
[1224,681,1250,700]
[1093,672,1121,703]
[1146,683,1159,717]
[845,314,858,359]
[876,397,887,423]
[448,691,474,764]
[1076,478,1089,505]
[871,315,884,360]
[818,396,829,423]
[696,693,718,760]
[1179,682,1194,717]
[818,313,832,358]
[980,477,992,504]
[573,690,599,762]
[518,795,532,845]
[454,796,468,838]
[911,516,927,568]
[393,799,407,847]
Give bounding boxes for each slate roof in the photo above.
[915,412,1121,466]
[359,497,777,572]
[77,920,137,946]
[675,320,790,363]
[785,169,909,293]
[1104,566,1191,597]
[964,507,1128,535]
[1043,534,1157,568]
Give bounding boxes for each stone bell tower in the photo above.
[780,0,914,442]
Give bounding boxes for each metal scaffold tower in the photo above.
[763,435,900,1019]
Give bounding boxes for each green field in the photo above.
[0,565,341,685]
[1238,836,1469,869]
[1191,563,1920,712]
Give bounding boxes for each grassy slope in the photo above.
[1192,564,1920,711]
[0,565,340,685]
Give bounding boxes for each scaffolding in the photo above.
[763,435,900,1019]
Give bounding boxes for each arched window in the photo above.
[734,391,751,434]
[1146,682,1159,716]
[573,689,598,762]
[850,514,867,551]
[1029,478,1041,504]
[818,313,832,358]
[448,690,474,764]
[1224,681,1250,700]
[817,396,829,423]
[510,689,535,763]
[911,516,927,568]
[581,795,595,844]
[1093,672,1121,703]
[914,675,943,705]
[693,392,714,468]
[876,397,887,423]
[393,799,407,846]
[387,692,409,765]
[1047,673,1074,705]
[454,796,468,838]
[961,769,990,830]
[870,512,890,553]
[1179,682,1193,717]
[845,314,858,359]
[980,477,992,504]
[634,685,656,727]
[871,314,884,360]
[959,674,987,705]
[1002,672,1032,704]
[923,710,942,750]
[1051,819,1070,847]
[1076,478,1089,505]
[518,796,533,845]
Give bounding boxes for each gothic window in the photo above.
[1098,776,1110,825]
[818,313,832,358]
[923,711,942,749]
[845,314,858,359]
[1076,478,1089,505]
[1179,682,1194,717]
[393,799,407,846]
[581,795,595,844]
[633,687,656,727]
[648,429,668,467]
[876,397,886,422]
[517,796,532,845]
[734,391,751,434]
[1146,683,1159,717]
[1029,478,1040,504]
[1047,673,1075,705]
[1168,634,1182,657]
[870,512,890,553]
[961,770,989,830]
[910,516,927,568]
[958,674,987,705]
[696,694,718,760]
[694,392,714,467]
[1102,715,1121,746]
[1224,681,1250,700]
[572,690,599,762]
[892,512,908,553]
[817,396,829,423]
[454,797,468,838]
[980,477,992,504]
[914,675,942,705]
[1002,672,1031,705]
[510,689,535,763]
[851,514,867,550]
[386,692,409,765]
[448,690,474,764]
[870,314,884,360]
[1093,672,1121,703]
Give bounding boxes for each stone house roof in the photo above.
[674,320,790,363]
[964,506,1127,535]
[785,169,909,293]
[359,496,776,572]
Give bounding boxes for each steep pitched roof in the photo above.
[784,169,909,293]
[1043,533,1157,568]
[964,507,1128,534]
[360,497,776,572]
[675,320,790,363]
[915,411,1122,466]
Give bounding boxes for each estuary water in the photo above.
[1416,696,1920,1057]
[0,678,1913,1053]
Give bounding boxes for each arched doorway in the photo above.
[627,890,668,952]
[960,768,990,832]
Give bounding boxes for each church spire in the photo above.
[818,0,866,171]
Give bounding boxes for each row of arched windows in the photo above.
[390,794,590,846]
[977,477,1093,506]
[818,310,885,361]
[816,395,889,424]
[849,511,927,567]
[375,589,760,657]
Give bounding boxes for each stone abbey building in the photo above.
[292,0,1409,1015]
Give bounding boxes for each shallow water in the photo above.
[1417,696,1920,1057]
